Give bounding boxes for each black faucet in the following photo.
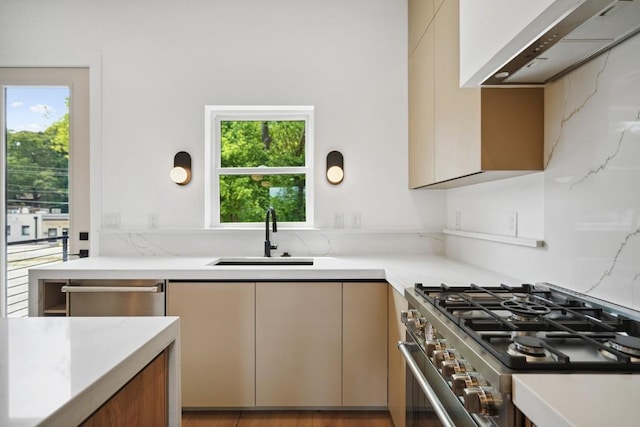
[264,207,278,257]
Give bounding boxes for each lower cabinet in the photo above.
[256,282,342,406]
[388,286,408,427]
[167,281,255,407]
[343,282,388,407]
[169,280,388,409]
[81,350,167,426]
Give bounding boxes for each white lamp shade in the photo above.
[326,165,344,184]
[170,166,188,184]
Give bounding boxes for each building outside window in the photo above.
[205,106,314,228]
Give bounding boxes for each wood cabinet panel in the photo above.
[434,0,481,183]
[167,282,255,407]
[408,0,435,55]
[480,88,544,170]
[408,20,436,188]
[81,350,167,426]
[388,287,408,427]
[343,282,388,407]
[408,0,543,189]
[256,282,342,407]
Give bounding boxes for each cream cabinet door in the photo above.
[433,0,481,183]
[343,282,388,406]
[408,0,435,55]
[408,20,436,188]
[167,281,255,407]
[256,282,342,407]
[388,286,408,427]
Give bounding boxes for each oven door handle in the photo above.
[398,341,457,427]
[61,285,163,293]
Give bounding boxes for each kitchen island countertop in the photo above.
[0,316,180,427]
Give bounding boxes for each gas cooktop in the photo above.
[411,282,640,372]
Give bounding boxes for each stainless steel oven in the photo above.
[399,315,497,427]
[398,282,640,427]
[400,341,470,427]
[62,279,165,316]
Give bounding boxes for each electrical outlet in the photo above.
[149,214,159,229]
[455,211,461,230]
[334,212,344,229]
[506,212,518,237]
[103,213,121,229]
[351,212,362,229]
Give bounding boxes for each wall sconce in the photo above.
[326,150,344,185]
[170,151,191,185]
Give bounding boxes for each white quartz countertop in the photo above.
[0,317,180,427]
[513,373,640,427]
[28,254,525,294]
[27,255,640,424]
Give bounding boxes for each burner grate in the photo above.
[414,282,640,371]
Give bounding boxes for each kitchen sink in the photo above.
[207,257,314,266]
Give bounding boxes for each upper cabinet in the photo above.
[408,0,544,189]
[408,5,436,188]
[408,0,442,55]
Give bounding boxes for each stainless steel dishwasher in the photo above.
[62,279,165,316]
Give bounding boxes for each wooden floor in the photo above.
[182,410,394,427]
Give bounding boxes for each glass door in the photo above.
[1,68,89,317]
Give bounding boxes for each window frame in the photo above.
[204,105,315,228]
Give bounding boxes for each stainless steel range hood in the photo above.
[483,0,640,85]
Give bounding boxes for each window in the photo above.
[21,225,30,236]
[205,106,314,227]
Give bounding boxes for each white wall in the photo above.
[447,34,640,310]
[0,0,446,256]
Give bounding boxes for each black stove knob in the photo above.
[463,386,497,416]
[451,372,479,396]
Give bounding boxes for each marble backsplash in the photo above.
[446,34,640,309]
[98,229,445,258]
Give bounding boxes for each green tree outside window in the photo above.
[219,120,307,223]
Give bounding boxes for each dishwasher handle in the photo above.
[61,285,163,293]
[398,341,457,427]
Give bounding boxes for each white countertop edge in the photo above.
[513,375,572,427]
[28,268,387,283]
[28,255,526,305]
[43,317,180,427]
[513,373,640,427]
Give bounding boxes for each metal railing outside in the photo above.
[6,235,68,317]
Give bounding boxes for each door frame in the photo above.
[0,54,102,317]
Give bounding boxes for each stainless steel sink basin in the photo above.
[207,257,314,266]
